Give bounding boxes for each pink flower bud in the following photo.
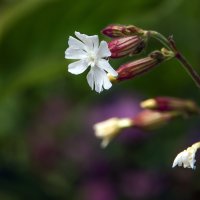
[108,36,146,58]
[133,110,179,130]
[141,97,200,114]
[102,24,144,38]
[116,51,165,81]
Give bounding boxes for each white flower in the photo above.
[172,147,197,169]
[65,31,118,93]
[94,118,133,148]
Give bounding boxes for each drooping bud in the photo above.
[94,117,133,148]
[133,110,180,130]
[115,50,166,81]
[108,35,146,58]
[102,24,145,38]
[140,97,200,115]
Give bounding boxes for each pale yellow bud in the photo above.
[140,99,157,109]
[94,118,133,148]
[107,73,118,83]
[140,97,200,114]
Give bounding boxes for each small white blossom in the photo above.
[94,118,133,148]
[172,147,197,169]
[65,31,118,93]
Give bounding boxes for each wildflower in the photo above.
[94,117,133,148]
[108,35,146,58]
[140,97,200,115]
[172,142,200,169]
[65,32,118,93]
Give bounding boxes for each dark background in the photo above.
[0,0,200,199]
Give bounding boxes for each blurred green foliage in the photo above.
[1,0,200,199]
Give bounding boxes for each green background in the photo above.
[0,0,200,199]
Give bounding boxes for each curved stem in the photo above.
[146,30,200,88]
[168,36,200,88]
[149,31,171,50]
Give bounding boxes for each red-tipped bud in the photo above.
[102,24,144,38]
[116,50,165,81]
[141,97,200,115]
[133,110,179,130]
[108,36,146,58]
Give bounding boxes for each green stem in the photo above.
[168,36,200,89]
[148,30,200,88]
[149,31,171,50]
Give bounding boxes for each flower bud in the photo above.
[140,97,200,115]
[108,36,146,58]
[133,110,179,130]
[94,118,133,148]
[102,24,145,38]
[115,50,165,81]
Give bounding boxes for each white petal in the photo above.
[87,69,95,90]
[103,74,112,90]
[101,139,110,148]
[68,36,85,50]
[75,32,99,52]
[65,47,87,59]
[75,31,88,42]
[88,35,99,52]
[68,60,89,75]
[98,41,111,58]
[93,67,105,93]
[98,59,118,77]
[75,32,92,50]
[172,156,179,168]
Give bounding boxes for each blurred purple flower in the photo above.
[120,170,164,199]
[35,96,69,130]
[78,179,116,200]
[63,135,96,168]
[28,133,60,170]
[88,93,141,123]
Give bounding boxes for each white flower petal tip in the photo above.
[101,139,110,148]
[65,31,117,93]
[93,118,133,148]
[172,146,198,170]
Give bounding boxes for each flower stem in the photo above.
[149,31,171,50]
[145,30,200,88]
[168,36,200,88]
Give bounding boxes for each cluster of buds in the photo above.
[103,24,148,59]
[102,24,175,83]
[94,97,199,148]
